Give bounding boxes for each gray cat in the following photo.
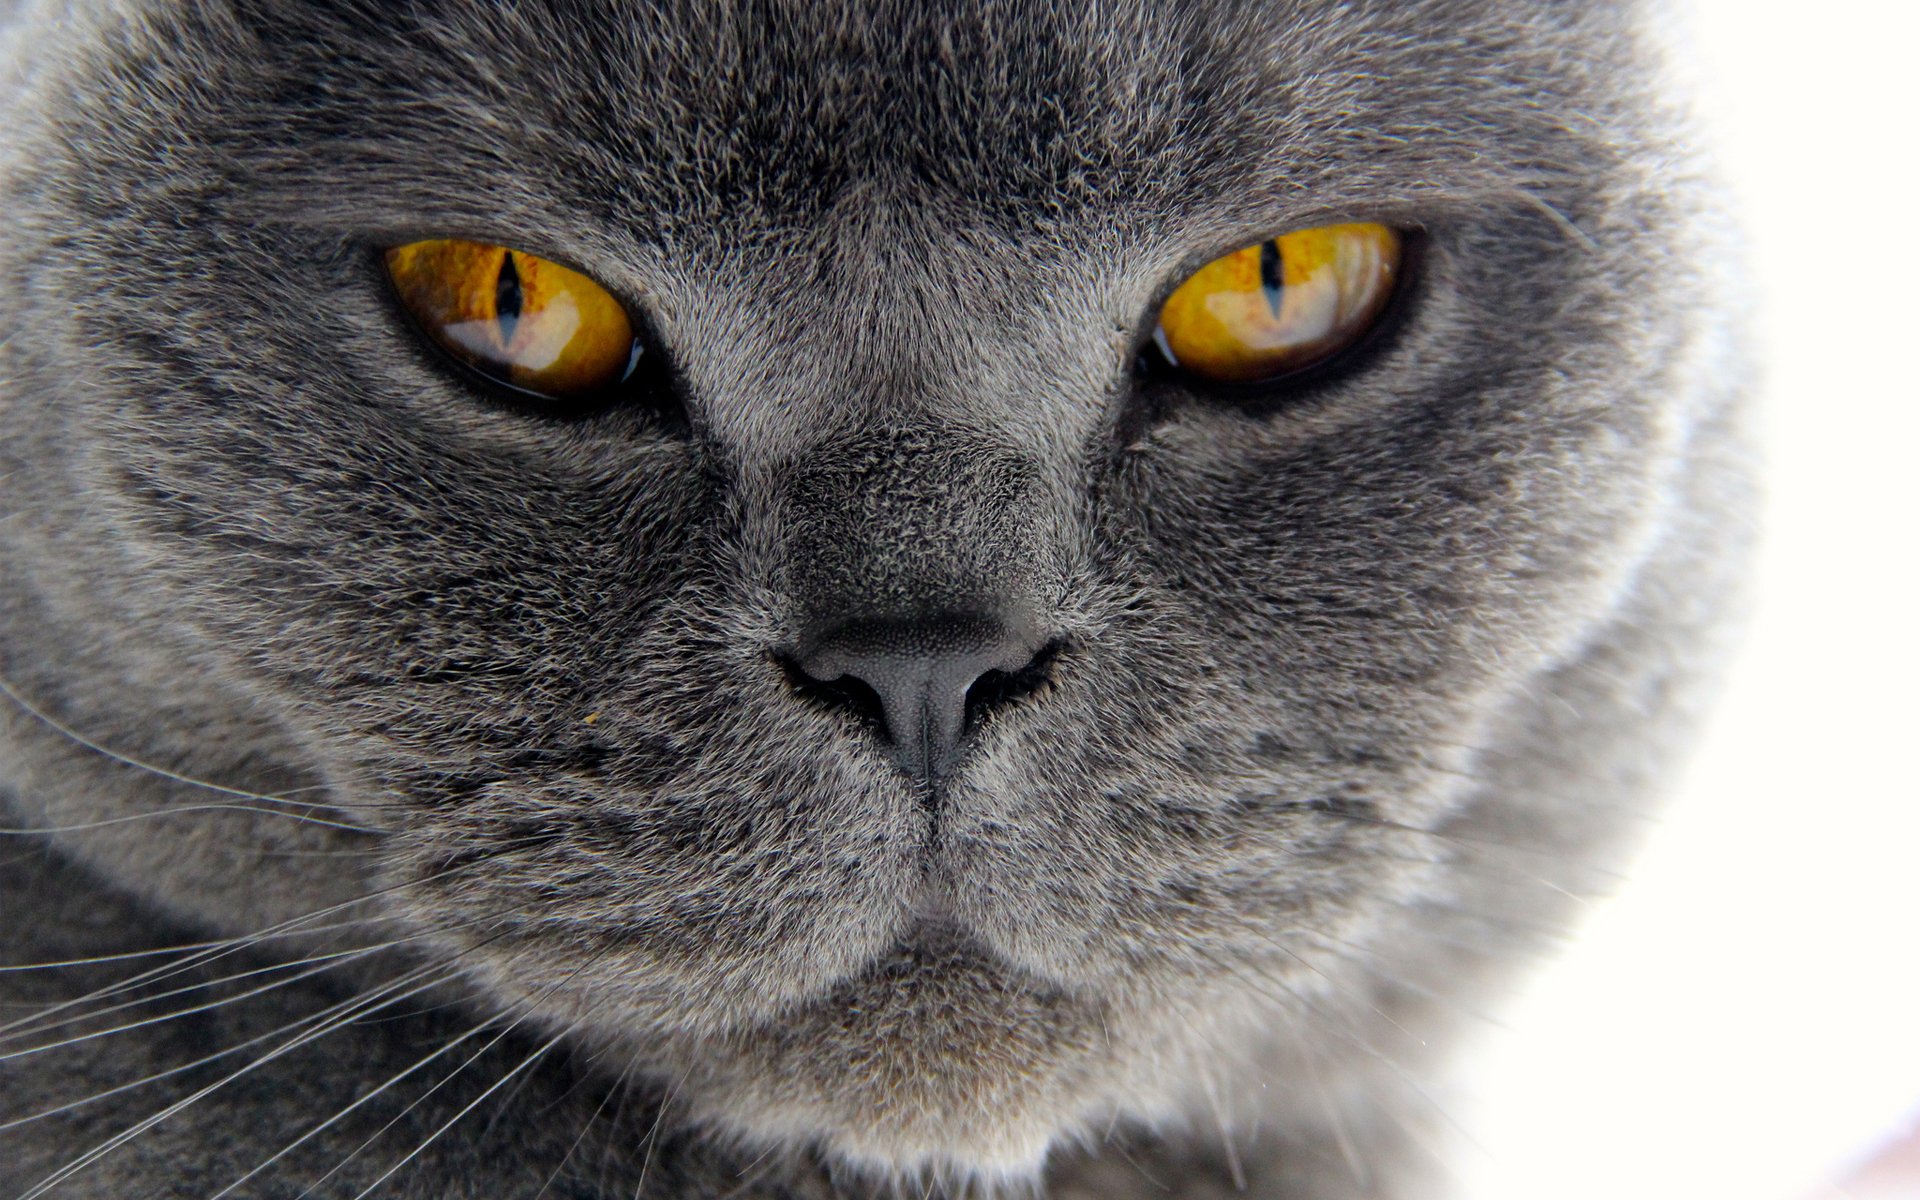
[0,1,1751,1197]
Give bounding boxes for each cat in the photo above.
[0,0,1752,1197]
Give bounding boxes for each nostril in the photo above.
[962,637,1062,727]
[778,653,892,739]
[783,615,1055,781]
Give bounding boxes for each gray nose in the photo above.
[793,614,1050,780]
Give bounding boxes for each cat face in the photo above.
[0,0,1726,1179]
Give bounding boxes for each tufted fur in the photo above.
[0,1,1751,1196]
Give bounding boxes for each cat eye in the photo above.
[1152,222,1402,386]
[383,239,642,402]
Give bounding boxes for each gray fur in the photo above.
[0,0,1751,1196]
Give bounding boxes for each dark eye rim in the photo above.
[1135,226,1427,413]
[373,243,686,428]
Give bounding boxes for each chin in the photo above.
[553,921,1232,1185]
[665,937,1130,1181]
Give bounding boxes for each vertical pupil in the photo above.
[1258,240,1284,318]
[495,251,522,344]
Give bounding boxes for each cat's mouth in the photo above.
[652,914,1128,1179]
[903,871,960,926]
[891,910,985,968]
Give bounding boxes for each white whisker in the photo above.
[1,804,383,836]
[1300,1037,1370,1188]
[634,1064,694,1200]
[0,944,392,1058]
[0,898,403,1042]
[206,1009,501,1200]
[13,964,461,1200]
[0,670,394,821]
[298,943,615,1199]
[347,1028,571,1200]
[0,965,453,1136]
[530,1057,629,1200]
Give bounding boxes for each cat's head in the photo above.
[0,0,1735,1181]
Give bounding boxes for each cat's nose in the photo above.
[791,613,1051,780]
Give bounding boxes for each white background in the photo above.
[1458,1,1920,1197]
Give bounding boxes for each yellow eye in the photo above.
[384,239,639,400]
[1153,222,1402,385]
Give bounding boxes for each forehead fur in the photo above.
[57,0,1664,245]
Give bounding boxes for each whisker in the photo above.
[345,1027,571,1200]
[187,919,526,1198]
[1299,1036,1370,1188]
[597,1053,646,1200]
[1,804,384,836]
[0,846,532,1044]
[1275,974,1487,1160]
[0,928,370,974]
[0,903,500,1054]
[0,963,456,1136]
[298,943,616,1199]
[530,1058,630,1200]
[634,1064,694,1200]
[13,962,465,1200]
[477,1035,566,1136]
[715,1139,782,1200]
[0,897,404,1041]
[1291,927,1512,1030]
[0,670,397,818]
[1198,1068,1247,1192]
[205,1008,504,1199]
[1234,926,1428,1051]
[0,941,406,1057]
[1101,1137,1169,1193]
